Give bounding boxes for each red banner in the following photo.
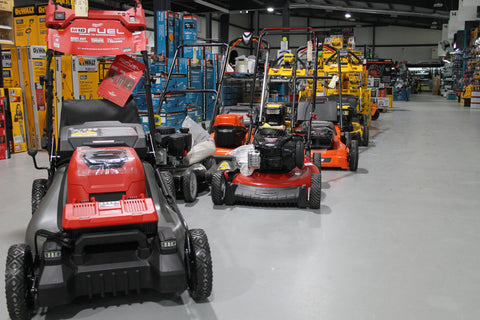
[97,55,145,106]
[47,19,147,56]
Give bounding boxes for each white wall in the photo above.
[229,13,442,64]
[145,11,443,64]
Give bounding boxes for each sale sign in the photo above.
[97,55,145,106]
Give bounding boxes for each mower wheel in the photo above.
[5,244,35,320]
[211,172,226,205]
[183,169,198,203]
[295,140,305,169]
[349,139,359,171]
[362,126,370,147]
[203,157,217,184]
[309,173,322,209]
[313,152,322,171]
[31,179,47,215]
[159,171,176,199]
[372,110,380,120]
[187,229,213,301]
[344,132,352,149]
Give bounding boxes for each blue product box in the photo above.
[156,11,176,57]
[134,94,147,112]
[182,14,197,41]
[162,94,186,113]
[183,40,202,59]
[140,113,151,133]
[186,92,201,107]
[159,111,187,129]
[187,106,202,122]
[132,77,145,94]
[175,12,182,53]
[188,60,203,89]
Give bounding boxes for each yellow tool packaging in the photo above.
[18,46,57,149]
[4,88,27,152]
[13,5,37,46]
[2,49,20,88]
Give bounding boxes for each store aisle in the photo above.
[1,94,479,320]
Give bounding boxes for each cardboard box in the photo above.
[14,5,37,46]
[182,14,197,41]
[0,0,13,11]
[0,96,7,159]
[36,4,47,45]
[73,56,100,99]
[2,51,13,87]
[6,88,27,152]
[18,46,57,149]
[156,11,175,57]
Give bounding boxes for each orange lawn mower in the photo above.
[209,32,268,160]
[297,44,359,171]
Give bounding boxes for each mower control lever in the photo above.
[28,149,49,171]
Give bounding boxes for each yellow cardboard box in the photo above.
[13,5,37,46]
[7,88,27,152]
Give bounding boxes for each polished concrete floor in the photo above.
[1,94,480,319]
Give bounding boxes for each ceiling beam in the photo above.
[289,3,449,20]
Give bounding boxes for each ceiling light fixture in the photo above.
[433,1,443,8]
[267,7,274,12]
[345,13,352,18]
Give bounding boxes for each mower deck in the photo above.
[219,163,319,207]
[37,229,186,307]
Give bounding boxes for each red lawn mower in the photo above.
[210,27,322,209]
[5,2,212,319]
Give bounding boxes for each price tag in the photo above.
[75,0,89,17]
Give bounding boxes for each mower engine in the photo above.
[154,126,192,166]
[302,121,335,149]
[265,103,287,126]
[250,128,304,174]
[63,146,158,234]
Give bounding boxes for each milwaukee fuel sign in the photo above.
[47,19,146,55]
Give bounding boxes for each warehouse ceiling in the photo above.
[138,0,457,30]
[23,0,455,31]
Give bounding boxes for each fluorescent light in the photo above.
[345,13,352,18]
[267,7,274,12]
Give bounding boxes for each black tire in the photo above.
[362,126,370,147]
[182,169,198,203]
[313,152,322,171]
[344,132,351,148]
[159,171,176,199]
[295,140,305,169]
[5,244,34,320]
[31,179,47,215]
[211,172,226,205]
[309,173,322,209]
[372,110,380,120]
[187,229,213,301]
[348,139,359,171]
